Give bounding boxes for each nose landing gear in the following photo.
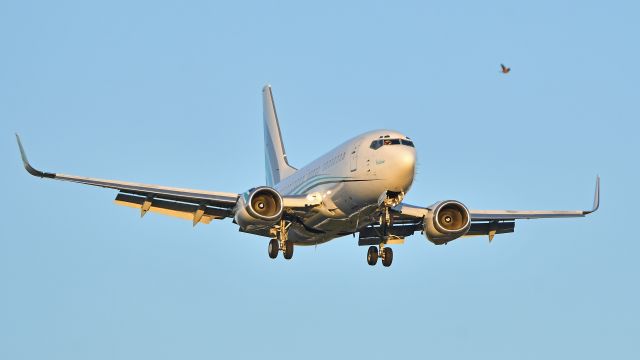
[382,247,393,267]
[366,243,393,267]
[365,202,397,267]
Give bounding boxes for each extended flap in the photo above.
[114,193,230,225]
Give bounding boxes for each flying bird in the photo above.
[500,64,511,74]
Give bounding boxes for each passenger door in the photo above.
[350,144,359,172]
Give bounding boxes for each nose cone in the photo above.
[386,147,416,192]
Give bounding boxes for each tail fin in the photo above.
[263,85,297,186]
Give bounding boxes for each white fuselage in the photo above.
[275,129,417,245]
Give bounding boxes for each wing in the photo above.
[469,176,599,220]
[16,134,239,226]
[386,177,599,243]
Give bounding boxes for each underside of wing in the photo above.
[114,193,233,225]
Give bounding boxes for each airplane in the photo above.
[16,85,600,267]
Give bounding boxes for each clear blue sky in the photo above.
[1,1,638,359]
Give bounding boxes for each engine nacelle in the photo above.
[234,187,283,229]
[423,200,471,244]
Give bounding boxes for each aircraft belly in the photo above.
[301,181,374,226]
[291,204,379,246]
[286,170,385,245]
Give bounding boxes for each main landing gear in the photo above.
[367,243,393,267]
[267,219,294,260]
[268,239,279,259]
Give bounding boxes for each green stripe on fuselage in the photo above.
[289,174,351,195]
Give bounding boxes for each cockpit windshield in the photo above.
[370,138,414,150]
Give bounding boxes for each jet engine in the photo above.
[234,187,283,229]
[423,200,471,244]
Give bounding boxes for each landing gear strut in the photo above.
[366,243,393,267]
[380,206,391,237]
[267,219,294,260]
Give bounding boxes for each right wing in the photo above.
[16,134,239,226]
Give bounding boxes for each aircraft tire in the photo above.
[283,241,294,260]
[367,246,378,266]
[382,247,393,267]
[268,239,279,259]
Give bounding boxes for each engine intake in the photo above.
[234,187,283,229]
[434,201,470,234]
[424,200,471,244]
[247,187,282,220]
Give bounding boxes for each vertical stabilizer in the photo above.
[263,85,297,186]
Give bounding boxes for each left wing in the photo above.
[16,134,239,226]
[387,176,600,243]
[468,176,599,220]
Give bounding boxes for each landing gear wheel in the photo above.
[367,246,378,266]
[268,239,279,259]
[283,241,294,260]
[382,247,393,267]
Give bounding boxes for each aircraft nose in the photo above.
[399,147,416,177]
[387,147,416,192]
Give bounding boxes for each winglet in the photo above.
[15,134,56,178]
[584,176,600,214]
